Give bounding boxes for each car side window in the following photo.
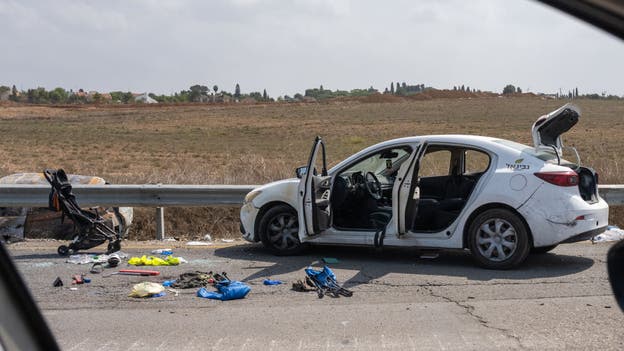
[419,149,452,177]
[464,149,490,174]
[343,147,412,175]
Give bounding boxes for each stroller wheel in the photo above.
[57,245,70,256]
[107,240,121,254]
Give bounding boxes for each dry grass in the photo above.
[1,97,623,238]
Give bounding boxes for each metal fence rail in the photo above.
[0,184,622,240]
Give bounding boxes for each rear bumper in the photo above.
[560,226,608,243]
[519,191,609,247]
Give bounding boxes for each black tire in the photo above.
[531,244,558,254]
[258,204,306,255]
[57,245,69,256]
[467,208,530,269]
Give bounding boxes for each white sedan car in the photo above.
[240,104,608,269]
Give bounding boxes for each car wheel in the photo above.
[259,204,305,255]
[531,244,558,254]
[468,208,530,269]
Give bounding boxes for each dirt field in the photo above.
[1,97,623,238]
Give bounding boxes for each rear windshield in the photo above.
[493,139,572,165]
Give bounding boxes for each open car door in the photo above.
[393,142,428,236]
[531,103,580,155]
[297,136,332,242]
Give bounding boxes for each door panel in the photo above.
[297,137,330,241]
[393,142,427,236]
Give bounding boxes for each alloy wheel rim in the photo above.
[267,213,299,250]
[476,218,517,262]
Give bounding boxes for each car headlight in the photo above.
[244,190,262,204]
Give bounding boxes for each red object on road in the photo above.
[117,269,160,276]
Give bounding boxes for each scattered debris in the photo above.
[292,277,316,292]
[263,279,283,285]
[90,263,104,274]
[322,257,339,264]
[593,226,624,243]
[171,271,214,289]
[163,238,177,242]
[151,249,173,255]
[221,239,235,243]
[186,241,213,246]
[72,275,84,284]
[128,255,184,266]
[69,287,78,291]
[53,277,64,287]
[304,266,353,298]
[110,269,160,277]
[129,282,166,298]
[83,278,91,283]
[197,281,250,301]
[66,252,127,265]
[204,234,212,241]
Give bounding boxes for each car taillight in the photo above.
[534,171,579,187]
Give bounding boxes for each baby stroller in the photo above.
[44,169,123,256]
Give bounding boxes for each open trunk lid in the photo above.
[532,103,579,155]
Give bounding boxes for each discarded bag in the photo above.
[129,282,166,298]
[128,255,184,266]
[304,266,353,298]
[263,279,282,285]
[197,281,250,301]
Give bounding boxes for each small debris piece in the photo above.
[263,279,283,285]
[53,277,63,287]
[186,241,213,246]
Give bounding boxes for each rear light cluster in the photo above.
[534,171,579,187]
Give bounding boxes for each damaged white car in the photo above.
[240,104,608,269]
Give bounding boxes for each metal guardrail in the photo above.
[0,184,622,240]
[0,184,259,207]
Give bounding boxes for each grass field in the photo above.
[1,97,623,238]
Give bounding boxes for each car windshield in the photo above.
[343,147,411,176]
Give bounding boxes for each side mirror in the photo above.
[295,166,308,179]
[607,239,624,312]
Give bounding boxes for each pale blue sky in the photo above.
[1,0,623,96]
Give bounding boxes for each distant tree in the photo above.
[466,86,470,92]
[10,85,18,101]
[401,82,406,89]
[249,91,262,100]
[453,86,457,91]
[575,87,579,98]
[461,85,465,91]
[320,85,324,91]
[234,83,241,98]
[516,87,522,93]
[294,93,303,100]
[502,84,516,94]
[213,85,218,94]
[262,89,268,100]
[189,84,208,102]
[384,88,389,94]
[49,87,68,104]
[390,82,394,94]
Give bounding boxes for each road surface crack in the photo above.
[422,285,526,349]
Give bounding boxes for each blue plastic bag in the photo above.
[263,279,282,285]
[197,281,251,301]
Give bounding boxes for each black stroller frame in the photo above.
[44,169,123,256]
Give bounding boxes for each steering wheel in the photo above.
[365,172,382,200]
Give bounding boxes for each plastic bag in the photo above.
[197,281,250,301]
[129,282,166,298]
[128,255,182,266]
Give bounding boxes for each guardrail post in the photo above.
[155,207,165,240]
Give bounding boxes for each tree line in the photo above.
[1,82,620,105]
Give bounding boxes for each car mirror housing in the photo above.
[295,166,308,179]
[607,239,624,312]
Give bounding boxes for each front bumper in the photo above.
[240,202,259,242]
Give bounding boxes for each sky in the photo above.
[1,0,623,97]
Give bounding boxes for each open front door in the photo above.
[297,136,331,241]
[393,142,427,236]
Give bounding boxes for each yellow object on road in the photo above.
[128,255,182,266]
[128,282,165,298]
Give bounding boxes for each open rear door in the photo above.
[393,142,427,236]
[532,103,580,155]
[297,136,331,241]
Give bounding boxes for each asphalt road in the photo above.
[7,240,624,350]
